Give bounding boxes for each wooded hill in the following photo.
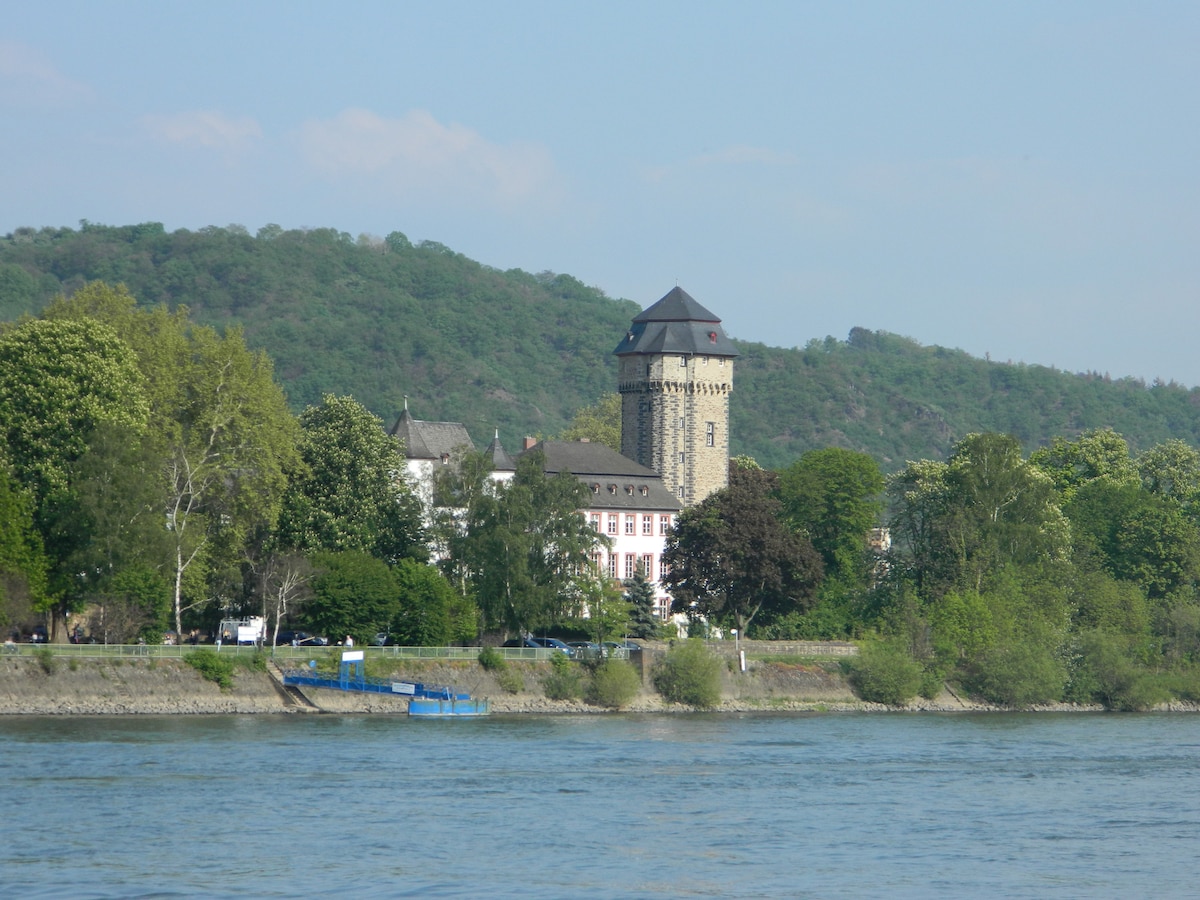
[3,221,1198,471]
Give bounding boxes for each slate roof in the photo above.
[614,287,739,358]
[483,430,516,471]
[522,440,682,511]
[389,409,475,460]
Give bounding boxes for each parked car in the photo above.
[29,626,48,644]
[275,630,328,646]
[531,637,575,658]
[372,632,394,646]
[567,641,603,661]
[501,637,540,649]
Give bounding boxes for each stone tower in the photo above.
[614,287,737,506]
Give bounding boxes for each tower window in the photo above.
[706,422,715,447]
[678,486,685,499]
[679,356,687,367]
[679,452,686,464]
[679,417,685,429]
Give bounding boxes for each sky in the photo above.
[4,2,1199,385]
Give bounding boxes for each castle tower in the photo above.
[614,287,737,506]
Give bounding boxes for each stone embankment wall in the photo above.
[0,645,869,715]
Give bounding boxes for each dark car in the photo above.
[501,637,541,649]
[276,630,327,646]
[372,632,394,646]
[29,626,48,644]
[531,637,575,658]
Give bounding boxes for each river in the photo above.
[1,712,1197,898]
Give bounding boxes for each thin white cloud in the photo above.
[298,108,562,209]
[643,144,800,182]
[0,41,92,107]
[142,110,263,153]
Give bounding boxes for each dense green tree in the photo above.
[664,462,823,635]
[777,447,884,589]
[1138,439,1200,511]
[1067,479,1200,601]
[305,550,398,643]
[0,316,148,502]
[0,466,48,629]
[277,394,426,563]
[558,393,621,451]
[1029,428,1138,502]
[454,450,603,634]
[389,559,457,646]
[624,570,660,639]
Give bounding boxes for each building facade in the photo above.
[615,287,737,506]
[526,439,682,619]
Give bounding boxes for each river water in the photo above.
[1,712,1198,898]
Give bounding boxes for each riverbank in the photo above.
[3,654,1197,715]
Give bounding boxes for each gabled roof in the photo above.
[483,430,516,471]
[522,440,682,511]
[389,408,474,461]
[614,287,739,358]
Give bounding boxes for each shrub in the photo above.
[652,639,722,709]
[847,641,922,706]
[496,667,525,693]
[477,646,505,671]
[34,646,56,675]
[586,659,641,709]
[541,651,582,701]
[184,648,235,690]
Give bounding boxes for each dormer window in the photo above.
[608,484,617,494]
[625,485,634,495]
[592,483,600,493]
[708,331,717,344]
[639,486,648,496]
[440,453,450,465]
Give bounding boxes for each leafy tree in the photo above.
[1067,479,1200,601]
[664,462,823,635]
[277,394,426,563]
[1138,439,1200,511]
[1029,428,1138,502]
[455,450,602,634]
[0,466,47,629]
[389,559,457,646]
[0,316,148,502]
[777,447,884,591]
[847,639,922,705]
[559,393,621,450]
[890,434,1068,599]
[305,550,398,643]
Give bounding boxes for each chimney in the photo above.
[523,436,537,451]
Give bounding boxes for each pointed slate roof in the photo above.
[614,287,738,358]
[484,430,516,472]
[389,408,474,461]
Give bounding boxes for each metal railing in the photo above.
[1,643,572,663]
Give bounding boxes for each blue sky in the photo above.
[4,2,1199,385]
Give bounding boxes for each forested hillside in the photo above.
[3,222,1199,470]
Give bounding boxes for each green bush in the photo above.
[34,647,56,675]
[847,641,922,706]
[184,648,235,690]
[541,651,582,701]
[586,660,641,709]
[652,639,722,709]
[496,667,525,693]
[962,640,1066,707]
[1069,629,1170,711]
[477,646,505,671]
